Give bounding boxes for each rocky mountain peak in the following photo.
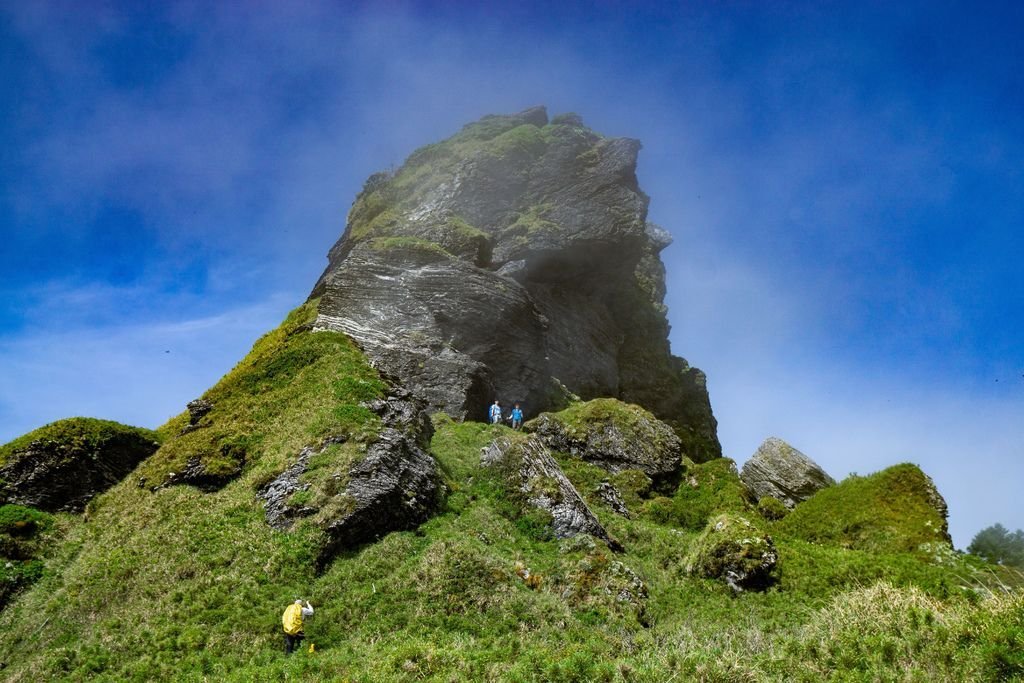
[311,107,721,461]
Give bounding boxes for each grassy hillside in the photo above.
[0,306,1020,681]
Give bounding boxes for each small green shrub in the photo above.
[757,496,788,521]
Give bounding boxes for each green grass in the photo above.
[0,316,1020,681]
[136,300,385,489]
[776,463,951,554]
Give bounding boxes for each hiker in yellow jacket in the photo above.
[282,599,314,654]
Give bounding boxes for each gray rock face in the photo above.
[0,419,160,513]
[524,398,682,484]
[594,482,631,518]
[740,437,835,508]
[481,435,620,550]
[260,389,442,564]
[310,106,720,461]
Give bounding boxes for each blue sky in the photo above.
[1,1,1021,548]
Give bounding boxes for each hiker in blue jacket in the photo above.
[488,400,502,424]
[510,403,524,430]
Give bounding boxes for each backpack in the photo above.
[282,603,304,635]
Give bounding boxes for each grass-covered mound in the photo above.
[776,463,952,554]
[645,457,753,530]
[0,417,161,513]
[136,300,386,490]
[0,318,1019,680]
[0,417,159,469]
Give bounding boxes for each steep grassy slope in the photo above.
[0,308,1019,681]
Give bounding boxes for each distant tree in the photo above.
[968,523,1024,567]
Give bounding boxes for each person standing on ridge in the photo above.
[510,403,524,430]
[488,400,502,424]
[282,599,314,654]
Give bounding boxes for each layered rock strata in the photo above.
[481,435,620,551]
[311,107,720,462]
[740,437,835,508]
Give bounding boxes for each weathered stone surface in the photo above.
[161,454,244,492]
[0,418,160,513]
[525,398,682,484]
[310,107,720,461]
[594,482,631,518]
[685,513,778,593]
[260,389,442,564]
[180,398,214,434]
[740,437,835,508]
[481,435,620,550]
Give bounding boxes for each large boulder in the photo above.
[685,513,778,592]
[0,418,160,513]
[260,388,442,565]
[525,398,682,484]
[310,107,720,461]
[740,437,835,508]
[481,434,620,550]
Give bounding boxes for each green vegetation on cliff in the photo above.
[0,308,1019,682]
[137,300,385,488]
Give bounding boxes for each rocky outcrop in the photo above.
[481,435,620,550]
[0,418,160,513]
[594,482,631,518]
[310,107,720,461]
[259,388,442,564]
[740,437,835,508]
[525,398,682,484]
[685,513,778,592]
[180,398,213,434]
[161,453,244,492]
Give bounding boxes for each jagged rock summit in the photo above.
[311,106,721,462]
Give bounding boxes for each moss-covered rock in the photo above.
[685,513,778,592]
[481,433,620,550]
[0,418,160,513]
[776,463,953,554]
[757,496,789,521]
[138,300,388,492]
[524,398,682,484]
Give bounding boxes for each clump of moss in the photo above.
[758,496,789,521]
[647,457,752,530]
[776,463,952,555]
[685,513,778,592]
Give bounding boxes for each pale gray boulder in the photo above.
[740,437,835,508]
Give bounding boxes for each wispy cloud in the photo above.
[0,294,293,442]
